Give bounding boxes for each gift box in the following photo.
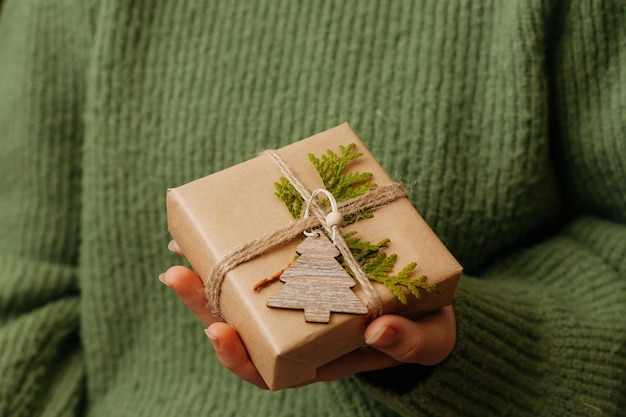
[166,123,462,390]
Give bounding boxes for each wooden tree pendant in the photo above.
[267,232,368,323]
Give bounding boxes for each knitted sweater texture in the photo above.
[0,1,624,416]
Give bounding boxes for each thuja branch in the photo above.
[274,144,375,220]
[309,143,376,204]
[274,177,303,219]
[271,144,436,303]
[341,231,437,305]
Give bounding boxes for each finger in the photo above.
[167,240,185,258]
[363,305,456,366]
[205,322,269,390]
[161,265,219,326]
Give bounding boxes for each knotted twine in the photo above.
[204,149,408,320]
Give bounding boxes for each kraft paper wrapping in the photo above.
[166,123,463,390]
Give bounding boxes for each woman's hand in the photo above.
[161,240,456,390]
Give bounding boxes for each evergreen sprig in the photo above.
[274,177,303,219]
[274,143,375,219]
[341,231,437,305]
[308,144,376,203]
[273,143,436,304]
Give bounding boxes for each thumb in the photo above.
[363,306,456,366]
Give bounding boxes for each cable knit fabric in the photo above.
[0,1,624,416]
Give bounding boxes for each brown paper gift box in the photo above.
[166,123,463,390]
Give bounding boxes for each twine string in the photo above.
[303,188,340,243]
[205,149,407,319]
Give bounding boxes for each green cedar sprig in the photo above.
[273,143,436,304]
[273,144,375,220]
[341,231,437,304]
[309,144,376,203]
[274,176,304,219]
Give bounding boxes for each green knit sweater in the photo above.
[1,1,624,416]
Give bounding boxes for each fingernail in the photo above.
[205,327,220,350]
[167,240,176,252]
[365,326,397,347]
[158,273,170,287]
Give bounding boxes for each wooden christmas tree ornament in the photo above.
[266,189,368,323]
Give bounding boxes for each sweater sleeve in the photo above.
[0,2,91,415]
[353,3,626,416]
[354,218,626,417]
